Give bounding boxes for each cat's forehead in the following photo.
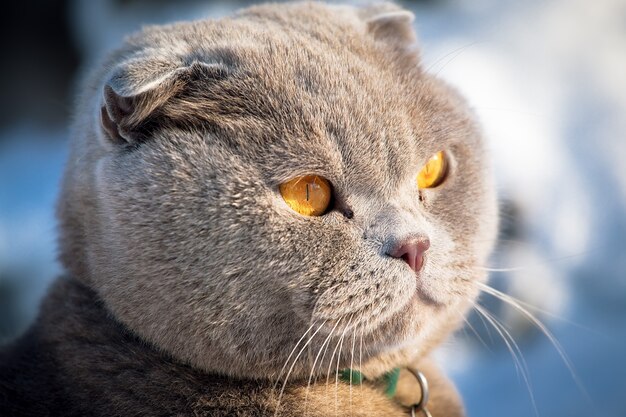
[140,14,466,195]
[199,42,455,194]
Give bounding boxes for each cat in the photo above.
[0,2,498,416]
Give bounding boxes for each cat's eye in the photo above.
[279,175,332,216]
[417,151,448,189]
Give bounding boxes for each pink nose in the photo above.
[387,237,430,272]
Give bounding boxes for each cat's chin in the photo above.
[355,317,447,379]
[367,282,470,352]
[414,277,446,306]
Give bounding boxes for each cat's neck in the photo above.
[0,277,463,416]
[1,277,274,415]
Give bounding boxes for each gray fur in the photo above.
[2,2,497,415]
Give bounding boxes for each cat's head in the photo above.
[58,2,497,379]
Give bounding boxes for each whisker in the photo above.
[462,315,490,351]
[425,41,482,76]
[273,320,318,391]
[471,303,495,344]
[358,321,364,403]
[313,318,337,387]
[471,106,554,119]
[472,302,538,417]
[304,318,342,415]
[474,303,531,379]
[349,318,357,415]
[475,281,590,402]
[274,320,327,417]
[477,282,593,331]
[334,315,353,417]
[477,244,605,272]
[326,325,345,391]
[475,266,526,273]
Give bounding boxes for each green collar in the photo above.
[338,367,401,398]
[339,367,432,416]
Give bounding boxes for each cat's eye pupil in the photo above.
[279,175,332,216]
[417,151,447,189]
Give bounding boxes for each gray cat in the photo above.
[0,2,497,416]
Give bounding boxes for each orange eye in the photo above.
[417,151,448,189]
[279,175,332,216]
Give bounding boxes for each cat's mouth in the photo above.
[305,243,477,355]
[391,252,446,306]
[397,254,436,300]
[299,258,476,374]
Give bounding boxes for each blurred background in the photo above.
[0,0,624,415]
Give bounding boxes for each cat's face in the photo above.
[59,2,497,379]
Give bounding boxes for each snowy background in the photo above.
[1,0,625,416]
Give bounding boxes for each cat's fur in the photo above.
[0,2,497,416]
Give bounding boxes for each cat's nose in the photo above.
[386,237,430,272]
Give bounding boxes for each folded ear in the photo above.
[357,3,417,46]
[99,61,228,146]
[366,10,415,44]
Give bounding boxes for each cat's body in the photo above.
[0,2,497,416]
